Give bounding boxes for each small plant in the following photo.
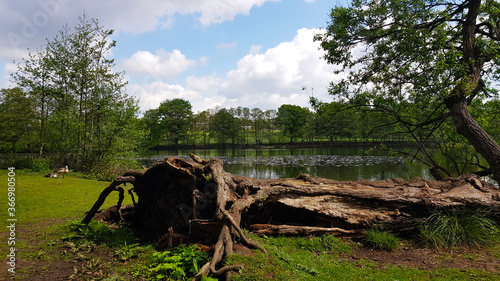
[364,228,400,251]
[114,242,142,261]
[148,244,213,281]
[64,220,113,242]
[418,209,500,248]
[201,173,214,182]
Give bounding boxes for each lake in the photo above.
[137,146,431,181]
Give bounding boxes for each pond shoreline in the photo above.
[151,140,422,151]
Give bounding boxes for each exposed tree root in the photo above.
[83,155,500,279]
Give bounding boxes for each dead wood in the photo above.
[82,155,500,279]
[250,224,360,237]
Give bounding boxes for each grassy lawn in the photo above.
[0,169,132,224]
[1,169,500,280]
[227,235,500,281]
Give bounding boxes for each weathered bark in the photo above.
[83,155,500,279]
[250,224,359,237]
[446,96,500,185]
[443,0,500,185]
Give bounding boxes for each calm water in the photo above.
[137,147,430,181]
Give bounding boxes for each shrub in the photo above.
[29,158,52,172]
[418,209,500,248]
[364,228,400,251]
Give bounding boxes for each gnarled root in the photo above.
[82,175,136,225]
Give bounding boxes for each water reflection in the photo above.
[137,147,429,181]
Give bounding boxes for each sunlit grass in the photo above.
[227,234,500,281]
[364,228,401,251]
[0,170,133,224]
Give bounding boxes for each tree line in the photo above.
[142,98,404,147]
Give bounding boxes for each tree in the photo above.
[277,104,311,143]
[315,0,500,183]
[144,99,193,146]
[263,109,277,143]
[0,88,37,151]
[192,110,211,145]
[314,101,356,141]
[250,108,265,144]
[12,14,140,171]
[210,108,240,144]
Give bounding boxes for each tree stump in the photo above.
[83,154,500,279]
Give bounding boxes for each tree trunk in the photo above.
[444,0,500,184]
[446,96,500,184]
[84,155,500,279]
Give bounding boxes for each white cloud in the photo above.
[120,49,196,79]
[0,0,275,39]
[186,74,221,92]
[127,81,201,113]
[249,45,262,55]
[218,28,340,109]
[0,0,276,76]
[195,0,272,25]
[130,28,341,113]
[216,41,238,50]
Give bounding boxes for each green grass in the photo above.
[418,209,500,248]
[227,235,500,281]
[364,228,401,251]
[0,169,133,224]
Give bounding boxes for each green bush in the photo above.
[29,158,52,172]
[90,158,142,181]
[418,209,500,248]
[364,228,401,251]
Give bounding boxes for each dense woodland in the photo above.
[2,0,500,185]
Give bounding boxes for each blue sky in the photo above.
[0,0,349,113]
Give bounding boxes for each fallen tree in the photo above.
[83,154,500,280]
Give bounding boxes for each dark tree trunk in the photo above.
[446,97,500,184]
[443,0,500,184]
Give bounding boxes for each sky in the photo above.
[0,0,349,114]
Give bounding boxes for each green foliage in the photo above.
[11,13,142,172]
[144,98,193,146]
[364,228,401,251]
[28,158,52,172]
[64,220,113,242]
[201,173,214,182]
[209,108,241,144]
[418,209,500,248]
[114,242,146,262]
[276,104,312,143]
[88,158,142,181]
[315,0,500,181]
[0,88,37,152]
[147,244,211,281]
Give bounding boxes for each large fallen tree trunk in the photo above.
[83,155,500,280]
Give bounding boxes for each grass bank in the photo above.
[0,169,132,224]
[1,170,500,280]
